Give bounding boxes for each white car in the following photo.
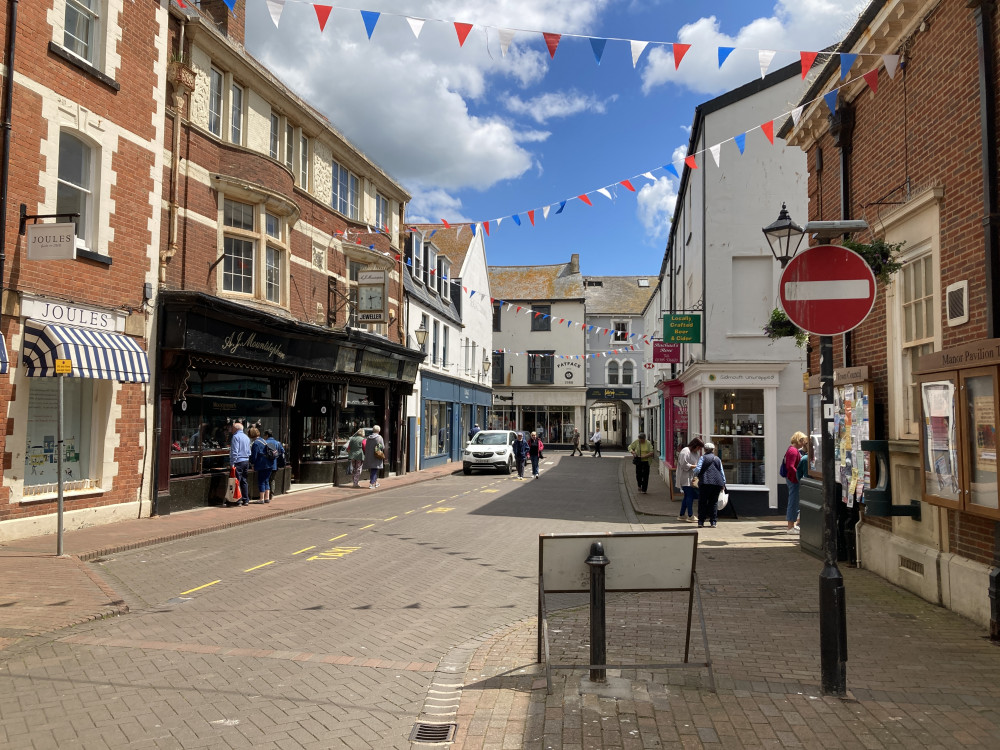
[463,430,518,475]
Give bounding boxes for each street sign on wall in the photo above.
[663,314,701,343]
[779,245,876,336]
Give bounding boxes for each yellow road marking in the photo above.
[244,561,276,572]
[436,498,448,503]
[329,533,347,542]
[421,504,433,509]
[360,524,375,530]
[308,545,362,560]
[293,546,317,555]
[427,507,454,514]
[404,510,416,514]
[481,489,499,493]
[179,580,220,595]
[384,515,397,521]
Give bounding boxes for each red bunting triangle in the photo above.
[800,51,818,79]
[484,221,490,236]
[578,194,593,206]
[516,306,522,313]
[684,155,697,170]
[863,69,879,93]
[527,210,535,226]
[673,43,691,69]
[314,5,332,32]
[455,22,473,46]
[620,179,635,192]
[543,33,561,59]
[442,219,451,228]
[761,120,774,144]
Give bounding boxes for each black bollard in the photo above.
[586,541,611,682]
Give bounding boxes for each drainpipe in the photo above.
[0,0,19,307]
[163,21,188,282]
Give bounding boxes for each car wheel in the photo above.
[463,464,472,475]
[502,458,512,474]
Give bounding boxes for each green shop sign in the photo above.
[663,314,702,343]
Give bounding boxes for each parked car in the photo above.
[463,430,518,474]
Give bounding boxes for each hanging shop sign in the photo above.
[653,341,681,363]
[587,387,634,400]
[663,314,701,343]
[26,222,76,261]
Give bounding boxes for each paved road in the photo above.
[0,455,629,749]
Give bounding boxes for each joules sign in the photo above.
[26,222,76,261]
[21,295,125,332]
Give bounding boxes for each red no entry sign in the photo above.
[779,244,877,336]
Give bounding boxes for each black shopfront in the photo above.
[155,293,420,514]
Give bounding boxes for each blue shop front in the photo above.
[420,373,491,468]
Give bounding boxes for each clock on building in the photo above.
[358,285,384,311]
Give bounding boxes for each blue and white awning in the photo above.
[21,320,149,382]
[0,333,7,374]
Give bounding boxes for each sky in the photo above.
[245,0,869,276]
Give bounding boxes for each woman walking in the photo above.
[676,437,704,521]
[347,428,366,488]
[249,425,273,504]
[694,442,726,528]
[784,431,808,533]
[528,431,543,478]
[363,425,385,489]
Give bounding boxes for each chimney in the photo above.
[198,0,246,46]
[566,253,580,275]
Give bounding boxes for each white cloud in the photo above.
[636,177,677,239]
[405,187,471,224]
[641,1,868,96]
[505,91,616,124]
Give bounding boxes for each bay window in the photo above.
[219,195,290,306]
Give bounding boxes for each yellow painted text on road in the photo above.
[308,545,362,561]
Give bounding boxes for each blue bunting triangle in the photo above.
[824,90,838,115]
[734,132,746,154]
[718,47,735,67]
[590,38,607,65]
[361,10,380,39]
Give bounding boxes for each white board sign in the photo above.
[26,222,76,261]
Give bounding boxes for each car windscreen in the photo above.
[472,433,508,445]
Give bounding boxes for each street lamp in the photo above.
[482,352,491,374]
[414,323,427,349]
[762,205,847,697]
[762,202,806,267]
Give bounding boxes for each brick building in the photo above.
[786,0,1000,632]
[0,0,165,540]
[155,1,422,511]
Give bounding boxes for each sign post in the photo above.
[779,244,877,697]
[54,359,72,556]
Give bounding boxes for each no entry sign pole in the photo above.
[780,245,876,697]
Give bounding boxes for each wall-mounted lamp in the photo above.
[414,324,428,348]
[762,202,806,268]
[482,352,491,374]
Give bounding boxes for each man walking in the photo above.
[628,432,655,493]
[590,427,603,458]
[229,421,251,506]
[570,428,584,456]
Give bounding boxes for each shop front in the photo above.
[486,390,586,448]
[420,373,491,468]
[156,292,420,513]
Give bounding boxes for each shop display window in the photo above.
[424,400,448,457]
[520,406,575,443]
[336,385,383,458]
[711,389,765,485]
[487,406,515,431]
[24,377,97,495]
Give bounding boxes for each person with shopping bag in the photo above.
[694,442,726,528]
[228,421,251,506]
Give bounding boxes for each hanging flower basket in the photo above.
[763,308,808,348]
[840,238,905,287]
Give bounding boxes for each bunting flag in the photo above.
[684,154,697,170]
[542,206,550,219]
[824,90,838,115]
[512,213,522,226]
[578,194,593,206]
[665,164,680,179]
[734,132,746,154]
[790,105,804,126]
[222,0,237,9]
[840,53,857,80]
[483,221,490,236]
[620,179,635,192]
[555,201,567,214]
[863,69,879,93]
[527,210,535,226]
[761,120,774,145]
[709,143,720,167]
[499,29,516,57]
[590,37,607,65]
[596,187,612,201]
[758,49,775,79]
[265,0,285,28]
[718,46,735,67]
[361,10,380,39]
[314,4,332,32]
[673,43,691,69]
[455,22,474,47]
[543,33,561,59]
[883,54,900,79]
[406,17,424,38]
[630,40,648,68]
[800,50,818,78]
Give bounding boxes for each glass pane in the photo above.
[904,304,913,342]
[265,246,281,303]
[58,133,88,186]
[25,377,93,491]
[64,0,94,61]
[265,213,279,239]
[921,379,960,502]
[914,299,924,340]
[223,199,254,230]
[965,375,998,509]
[223,237,254,293]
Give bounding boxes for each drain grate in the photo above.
[409,722,457,744]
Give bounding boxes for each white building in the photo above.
[655,62,809,515]
[405,225,493,469]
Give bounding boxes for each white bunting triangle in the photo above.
[265,0,285,28]
[642,171,656,181]
[631,40,648,68]
[883,54,900,79]
[499,29,516,57]
[542,205,551,220]
[709,143,721,168]
[406,17,425,39]
[791,105,804,126]
[758,49,776,78]
[597,187,613,201]
[496,217,503,228]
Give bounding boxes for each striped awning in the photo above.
[0,333,7,374]
[22,320,149,382]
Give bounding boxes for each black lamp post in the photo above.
[763,205,847,696]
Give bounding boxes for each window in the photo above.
[424,245,436,292]
[231,82,244,144]
[332,160,360,219]
[531,305,551,331]
[424,400,449,458]
[608,360,619,385]
[412,240,423,285]
[25,377,97,494]
[269,114,279,159]
[299,135,309,188]
[285,124,294,169]
[622,361,634,385]
[528,351,554,384]
[209,68,224,137]
[419,313,429,354]
[348,261,363,327]
[439,259,450,299]
[220,197,289,304]
[492,352,505,386]
[493,303,502,332]
[901,252,935,436]
[375,193,389,232]
[64,0,99,65]
[442,327,449,367]
[57,131,94,252]
[432,320,440,365]
[613,321,629,342]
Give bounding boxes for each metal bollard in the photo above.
[586,541,611,682]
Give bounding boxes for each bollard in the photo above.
[586,541,611,683]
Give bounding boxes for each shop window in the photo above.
[528,351,554,384]
[209,67,224,136]
[220,198,289,306]
[331,160,360,219]
[57,131,95,253]
[337,385,383,453]
[711,389,765,485]
[24,377,97,495]
[424,400,449,457]
[531,305,551,331]
[608,360,619,385]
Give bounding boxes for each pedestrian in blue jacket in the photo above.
[512,433,529,479]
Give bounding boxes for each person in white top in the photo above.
[590,428,602,457]
[676,437,704,522]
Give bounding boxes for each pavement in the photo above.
[4,453,1000,748]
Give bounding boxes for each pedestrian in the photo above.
[468,423,481,440]
[363,424,385,489]
[347,427,366,488]
[512,432,529,479]
[528,431,542,478]
[676,437,704,522]
[784,431,809,533]
[263,430,284,498]
[249,426,272,504]
[694,442,726,528]
[570,428,583,456]
[591,427,603,457]
[627,432,655,493]
[229,421,250,506]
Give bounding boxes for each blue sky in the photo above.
[246,1,867,275]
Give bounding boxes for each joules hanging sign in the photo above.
[26,222,76,261]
